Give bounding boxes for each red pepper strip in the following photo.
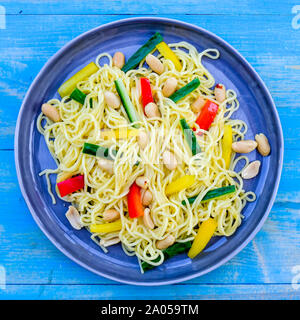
[57,175,84,197]
[127,182,144,219]
[140,77,154,108]
[195,100,219,131]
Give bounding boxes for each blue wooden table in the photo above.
[1,0,300,300]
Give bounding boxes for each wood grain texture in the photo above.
[0,0,299,299]
[0,284,299,300]
[1,14,299,150]
[1,0,298,15]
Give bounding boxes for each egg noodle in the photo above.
[37,41,255,270]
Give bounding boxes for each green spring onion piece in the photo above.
[180,118,201,155]
[141,241,192,272]
[182,185,236,205]
[141,256,160,272]
[169,78,200,103]
[121,32,164,73]
[70,88,93,108]
[115,79,140,128]
[82,142,117,160]
[70,88,86,104]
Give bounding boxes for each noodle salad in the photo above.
[37,32,271,272]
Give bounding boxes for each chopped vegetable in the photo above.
[115,79,140,128]
[121,32,163,73]
[188,218,217,259]
[182,185,236,205]
[70,88,93,107]
[169,78,200,103]
[165,175,196,196]
[82,142,117,160]
[222,125,232,169]
[140,78,154,108]
[58,62,99,98]
[163,241,192,259]
[141,241,192,271]
[70,88,86,104]
[56,171,74,184]
[180,118,201,155]
[90,219,122,233]
[57,175,84,197]
[156,41,182,71]
[100,128,139,140]
[127,182,144,219]
[195,99,219,131]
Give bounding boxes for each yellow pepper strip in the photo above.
[90,219,122,233]
[156,42,182,71]
[100,128,139,140]
[165,175,196,196]
[188,218,217,259]
[58,62,99,98]
[222,125,232,169]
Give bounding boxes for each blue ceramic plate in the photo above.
[15,17,283,285]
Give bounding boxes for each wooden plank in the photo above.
[0,14,298,150]
[0,284,299,300]
[1,0,297,15]
[1,9,299,299]
[2,202,299,285]
[1,150,300,286]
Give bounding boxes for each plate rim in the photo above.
[14,16,284,286]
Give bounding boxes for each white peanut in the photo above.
[65,206,82,230]
[162,150,177,170]
[100,236,120,247]
[242,160,261,179]
[103,209,120,222]
[41,103,61,122]
[255,133,271,156]
[143,208,155,229]
[137,130,148,149]
[104,91,121,109]
[162,77,178,97]
[112,51,125,69]
[135,176,149,189]
[232,140,257,153]
[214,84,226,103]
[191,96,206,113]
[145,54,164,74]
[141,189,153,206]
[145,102,160,118]
[98,159,114,174]
[156,235,175,250]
